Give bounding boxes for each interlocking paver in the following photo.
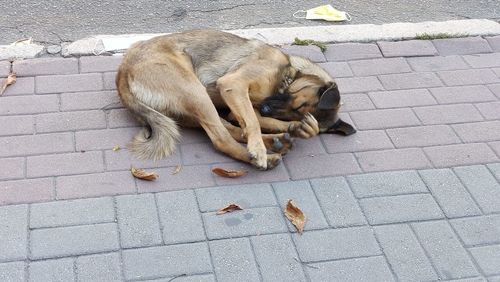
[0,94,59,115]
[306,256,395,282]
[107,108,140,128]
[430,85,497,104]
[0,61,10,77]
[350,108,421,130]
[476,101,500,120]
[486,36,500,51]
[122,243,212,281]
[251,234,306,282]
[324,43,382,61]
[285,136,326,158]
[60,90,121,111]
[36,73,103,94]
[412,221,479,279]
[0,178,54,205]
[293,227,381,262]
[0,261,26,282]
[103,72,118,90]
[414,104,484,125]
[105,149,180,171]
[209,238,260,282]
[317,62,353,77]
[378,40,438,57]
[454,165,500,214]
[387,125,461,148]
[347,170,428,198]
[56,171,135,200]
[79,56,123,73]
[425,144,498,168]
[0,116,33,136]
[438,69,500,86]
[407,55,469,71]
[0,157,24,181]
[13,57,78,76]
[488,163,500,181]
[30,197,114,228]
[368,89,437,108]
[29,258,75,282]
[336,76,384,93]
[212,161,290,185]
[375,224,438,281]
[181,142,234,165]
[0,132,74,158]
[310,177,366,227]
[379,72,443,90]
[433,37,493,56]
[491,142,500,158]
[116,193,163,248]
[1,77,34,96]
[36,110,106,133]
[349,57,411,76]
[137,165,215,193]
[76,253,122,282]
[356,148,432,172]
[285,153,361,180]
[340,93,375,111]
[144,274,216,282]
[281,44,326,62]
[0,205,28,262]
[469,245,500,276]
[463,53,500,68]
[488,83,500,98]
[452,121,500,143]
[75,127,138,151]
[196,183,275,212]
[419,168,481,218]
[450,215,500,246]
[321,130,394,153]
[27,151,104,178]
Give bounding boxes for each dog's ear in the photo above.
[318,83,340,110]
[327,119,356,136]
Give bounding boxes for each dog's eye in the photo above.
[293,102,307,112]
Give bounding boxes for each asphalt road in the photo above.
[1,0,499,45]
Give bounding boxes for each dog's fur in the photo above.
[116,29,355,170]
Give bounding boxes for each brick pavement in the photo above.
[1,36,500,281]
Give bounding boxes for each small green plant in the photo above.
[414,32,469,40]
[293,37,328,52]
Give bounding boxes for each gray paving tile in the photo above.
[452,121,500,143]
[407,55,469,71]
[438,69,500,86]
[143,275,216,282]
[379,72,443,90]
[378,40,438,57]
[414,104,484,125]
[430,85,496,104]
[454,165,500,213]
[0,205,28,261]
[310,177,366,227]
[463,53,500,68]
[293,227,381,262]
[387,125,461,148]
[195,184,275,212]
[76,252,122,282]
[350,108,421,130]
[349,57,411,76]
[368,89,437,108]
[487,163,500,181]
[281,44,326,62]
[424,144,497,168]
[433,37,493,56]
[321,130,394,153]
[470,245,500,276]
[0,261,26,282]
[29,258,74,282]
[285,153,361,180]
[209,238,260,282]
[347,170,428,198]
[356,148,432,172]
[450,215,500,247]
[325,43,382,61]
[317,62,353,78]
[307,256,395,282]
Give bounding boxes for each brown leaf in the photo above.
[212,167,248,178]
[112,145,121,151]
[216,203,243,215]
[131,167,158,181]
[284,199,306,234]
[0,73,17,96]
[172,165,182,175]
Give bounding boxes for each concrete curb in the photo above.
[1,19,500,60]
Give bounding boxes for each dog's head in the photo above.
[259,56,356,135]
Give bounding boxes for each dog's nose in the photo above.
[260,104,273,116]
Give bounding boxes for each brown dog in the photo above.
[116,29,355,170]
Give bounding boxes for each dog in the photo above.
[116,29,355,170]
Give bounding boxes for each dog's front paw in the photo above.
[288,113,320,139]
[248,140,268,170]
[270,133,294,155]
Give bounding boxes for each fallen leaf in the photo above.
[172,165,182,175]
[284,199,306,234]
[0,73,17,96]
[131,167,158,181]
[112,145,121,151]
[212,167,247,178]
[216,203,243,215]
[11,38,33,46]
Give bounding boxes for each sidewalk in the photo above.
[1,34,500,282]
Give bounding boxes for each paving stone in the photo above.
[438,69,500,86]
[1,77,34,96]
[76,252,122,282]
[378,40,438,57]
[310,177,366,227]
[317,62,353,78]
[306,256,395,282]
[116,194,162,248]
[414,104,484,125]
[349,57,411,76]
[0,95,59,115]
[203,207,287,240]
[368,88,437,108]
[379,72,443,90]
[463,53,500,68]
[181,142,234,165]
[284,135,326,158]
[56,171,135,200]
[285,153,361,180]
[105,149,180,171]
[452,121,500,143]
[36,110,106,133]
[36,73,103,94]
[425,144,498,168]
[486,36,500,51]
[0,261,26,282]
[293,227,381,262]
[450,215,500,246]
[251,234,306,282]
[350,108,421,130]
[0,116,33,136]
[324,43,382,61]
[196,183,275,212]
[0,205,28,261]
[273,181,328,231]
[476,101,500,120]
[156,190,205,244]
[106,108,140,128]
[470,245,500,276]
[29,258,74,282]
[407,55,469,71]
[375,224,438,281]
[419,168,481,218]
[103,72,118,90]
[491,142,500,158]
[60,90,121,111]
[454,165,500,214]
[79,55,123,73]
[13,57,78,76]
[339,93,375,112]
[0,157,24,181]
[347,170,428,198]
[144,275,216,282]
[433,37,493,56]
[212,162,289,186]
[122,243,212,280]
[27,151,104,178]
[360,194,444,224]
[430,85,497,104]
[488,163,500,181]
[321,130,394,153]
[488,83,500,99]
[0,178,54,205]
[281,44,326,62]
[209,238,260,282]
[30,223,119,259]
[387,125,461,148]
[335,76,384,93]
[30,197,114,228]
[412,221,479,279]
[0,60,10,77]
[0,132,74,158]
[75,127,138,151]
[137,165,215,193]
[356,148,432,172]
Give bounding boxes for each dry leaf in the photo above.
[131,167,158,181]
[212,167,247,178]
[0,73,17,96]
[284,199,306,234]
[172,165,182,175]
[216,203,243,215]
[11,38,32,46]
[112,145,121,151]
